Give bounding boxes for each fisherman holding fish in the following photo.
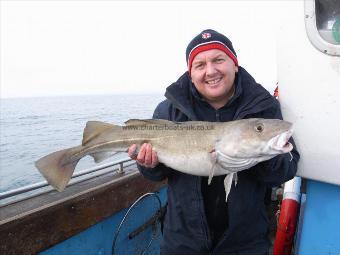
[35,29,300,255]
[128,29,300,255]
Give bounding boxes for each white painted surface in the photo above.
[278,1,340,185]
[283,177,302,202]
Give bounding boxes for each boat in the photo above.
[273,0,340,254]
[0,157,167,255]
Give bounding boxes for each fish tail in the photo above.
[35,146,82,192]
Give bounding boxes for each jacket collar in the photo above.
[165,72,199,120]
[165,67,275,121]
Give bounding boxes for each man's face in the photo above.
[190,49,238,109]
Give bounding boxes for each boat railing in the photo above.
[0,156,166,255]
[0,156,136,204]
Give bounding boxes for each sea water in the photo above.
[0,94,164,192]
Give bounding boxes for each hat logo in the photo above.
[201,32,211,39]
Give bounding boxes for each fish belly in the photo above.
[157,152,213,176]
[157,150,224,177]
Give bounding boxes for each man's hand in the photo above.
[128,143,159,168]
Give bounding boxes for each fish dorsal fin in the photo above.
[125,119,171,126]
[82,121,117,146]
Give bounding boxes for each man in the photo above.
[128,29,299,255]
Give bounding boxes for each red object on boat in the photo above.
[273,177,301,255]
[274,85,279,99]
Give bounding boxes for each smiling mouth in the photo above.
[206,77,222,86]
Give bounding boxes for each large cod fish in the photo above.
[35,118,294,201]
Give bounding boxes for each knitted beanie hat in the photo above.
[186,29,238,73]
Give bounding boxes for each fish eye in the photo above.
[255,124,264,132]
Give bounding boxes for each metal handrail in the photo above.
[0,156,135,200]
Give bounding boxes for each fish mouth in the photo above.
[270,129,294,153]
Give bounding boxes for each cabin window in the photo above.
[316,0,340,44]
[305,0,340,55]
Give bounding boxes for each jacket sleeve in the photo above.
[251,101,300,187]
[137,100,173,182]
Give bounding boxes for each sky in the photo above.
[0,1,283,98]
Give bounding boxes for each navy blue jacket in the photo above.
[138,67,299,255]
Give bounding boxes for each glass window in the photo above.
[305,0,340,55]
[315,0,340,44]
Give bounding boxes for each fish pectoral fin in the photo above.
[90,151,119,163]
[208,149,217,185]
[208,164,216,185]
[224,173,234,202]
[82,121,118,146]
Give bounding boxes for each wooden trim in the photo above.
[0,166,166,255]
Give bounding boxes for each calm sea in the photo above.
[0,94,164,193]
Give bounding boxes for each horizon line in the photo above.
[0,92,164,100]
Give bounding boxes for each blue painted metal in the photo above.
[297,180,340,255]
[39,187,167,255]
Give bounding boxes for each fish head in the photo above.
[215,118,294,168]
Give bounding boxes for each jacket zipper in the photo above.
[195,176,212,250]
